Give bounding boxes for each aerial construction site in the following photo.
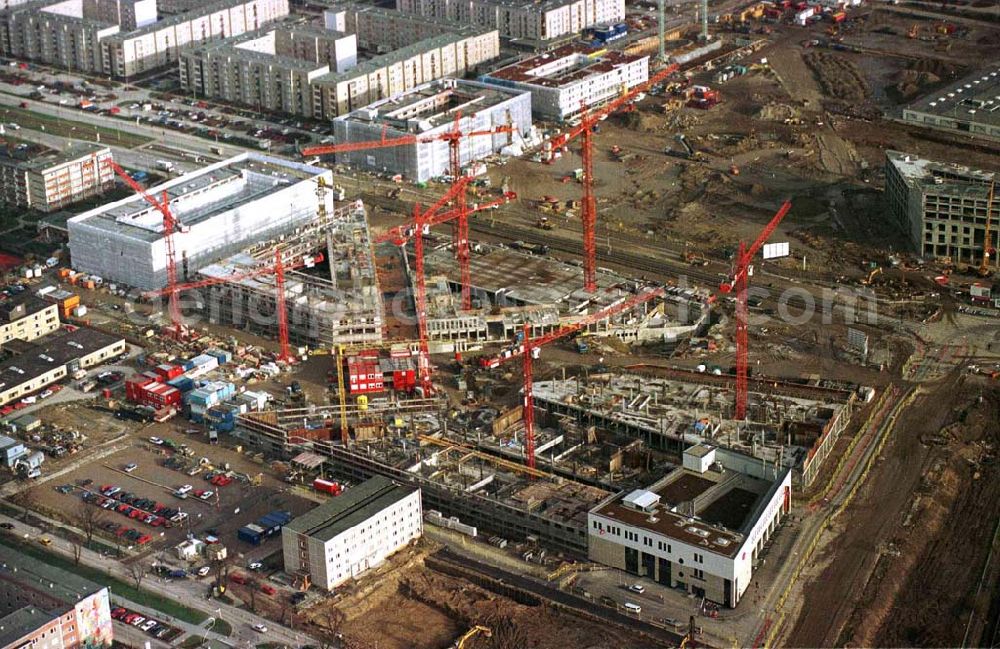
[0,0,997,647]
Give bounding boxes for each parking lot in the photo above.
[21,428,315,555]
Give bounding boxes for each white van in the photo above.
[624,602,642,615]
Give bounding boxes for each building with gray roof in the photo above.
[282,475,422,590]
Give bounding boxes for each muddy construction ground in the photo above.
[786,374,1000,648]
[300,541,663,649]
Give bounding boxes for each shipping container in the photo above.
[313,478,342,495]
[237,524,264,545]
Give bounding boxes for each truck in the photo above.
[156,160,175,172]
[313,478,342,496]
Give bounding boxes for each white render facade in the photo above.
[282,476,422,591]
[67,153,333,290]
[481,46,648,120]
[0,143,114,213]
[395,0,624,40]
[0,0,289,78]
[587,446,792,608]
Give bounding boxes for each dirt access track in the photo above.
[785,374,1000,648]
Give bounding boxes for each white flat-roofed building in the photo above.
[588,445,792,608]
[480,43,648,120]
[67,153,333,289]
[331,78,532,181]
[0,143,114,213]
[282,476,422,590]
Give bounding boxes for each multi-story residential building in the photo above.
[0,143,114,213]
[282,475,422,590]
[395,0,624,41]
[331,78,532,181]
[0,545,113,649]
[481,44,648,120]
[588,445,792,608]
[181,9,499,119]
[82,0,156,30]
[885,150,999,264]
[0,294,61,345]
[179,26,357,118]
[0,0,289,78]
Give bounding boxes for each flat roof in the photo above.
[0,327,123,396]
[68,153,327,243]
[592,464,772,557]
[903,65,1000,130]
[0,293,53,323]
[483,44,646,89]
[315,34,469,86]
[0,543,105,607]
[338,79,525,132]
[886,150,996,198]
[284,475,418,542]
[0,607,57,645]
[0,142,108,173]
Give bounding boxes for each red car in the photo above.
[259,584,276,595]
[136,534,152,545]
[229,573,246,585]
[0,406,14,416]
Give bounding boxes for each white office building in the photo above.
[588,445,792,608]
[282,476,422,590]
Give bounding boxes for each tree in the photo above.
[8,489,35,522]
[75,507,105,547]
[127,562,147,591]
[70,535,84,565]
[488,615,527,649]
[244,575,259,613]
[312,608,346,649]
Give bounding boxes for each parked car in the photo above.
[123,463,138,473]
[252,624,267,633]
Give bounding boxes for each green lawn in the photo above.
[0,106,152,148]
[0,536,232,636]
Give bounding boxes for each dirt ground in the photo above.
[301,541,661,649]
[786,374,1000,648]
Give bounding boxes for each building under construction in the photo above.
[67,153,332,290]
[194,200,384,348]
[418,241,710,347]
[530,369,863,487]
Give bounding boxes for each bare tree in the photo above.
[244,575,259,613]
[313,608,346,649]
[8,490,34,522]
[70,535,84,565]
[126,562,147,591]
[75,507,105,547]
[488,615,527,649]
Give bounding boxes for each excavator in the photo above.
[454,625,491,648]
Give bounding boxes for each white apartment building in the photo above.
[0,143,114,213]
[481,44,648,120]
[395,0,624,40]
[0,0,289,78]
[282,476,422,590]
[0,295,60,346]
[588,445,792,608]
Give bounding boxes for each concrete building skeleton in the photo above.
[331,78,532,182]
[394,0,625,41]
[884,150,999,265]
[194,200,385,349]
[530,370,859,487]
[67,153,333,290]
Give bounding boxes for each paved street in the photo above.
[0,512,317,647]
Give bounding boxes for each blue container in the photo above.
[206,348,232,364]
[167,376,195,393]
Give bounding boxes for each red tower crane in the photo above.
[544,63,679,292]
[145,250,323,362]
[408,178,475,394]
[719,200,792,420]
[106,161,186,335]
[482,286,666,468]
[303,116,514,311]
